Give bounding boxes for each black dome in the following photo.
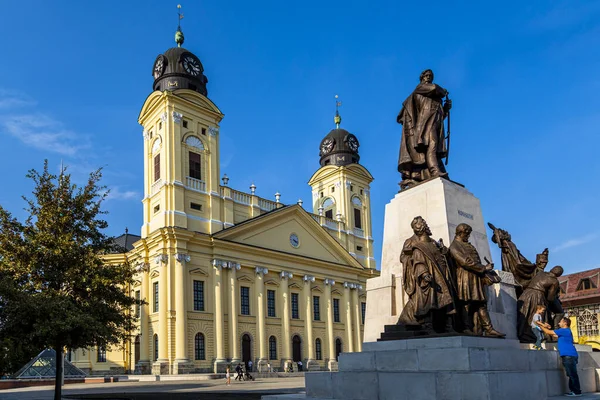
[152,46,208,96]
[319,128,360,167]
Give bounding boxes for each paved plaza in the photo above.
[0,377,305,400]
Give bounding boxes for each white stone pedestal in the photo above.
[262,337,599,400]
[364,178,498,343]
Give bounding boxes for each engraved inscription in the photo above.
[458,210,474,220]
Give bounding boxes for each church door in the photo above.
[335,338,342,361]
[242,334,252,364]
[292,335,302,362]
[134,335,140,365]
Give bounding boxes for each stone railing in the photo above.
[231,189,251,205]
[186,176,206,193]
[308,213,345,231]
[353,227,364,237]
[258,198,278,212]
[151,179,162,196]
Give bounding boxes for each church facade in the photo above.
[71,26,378,375]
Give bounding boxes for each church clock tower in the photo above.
[308,98,376,269]
[138,21,224,238]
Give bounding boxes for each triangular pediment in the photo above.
[311,286,323,293]
[189,267,209,277]
[150,270,160,278]
[308,164,373,186]
[237,275,254,283]
[331,289,342,296]
[289,282,302,290]
[264,279,280,287]
[213,205,364,270]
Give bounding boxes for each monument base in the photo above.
[364,178,517,342]
[262,336,599,400]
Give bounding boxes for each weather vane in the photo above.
[334,94,342,128]
[175,4,185,47]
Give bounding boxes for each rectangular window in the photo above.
[313,296,320,321]
[267,290,276,317]
[325,209,333,219]
[201,127,206,135]
[315,339,322,360]
[135,290,141,318]
[190,202,202,211]
[354,208,362,229]
[356,246,363,252]
[153,204,160,213]
[291,293,299,319]
[97,345,106,363]
[193,280,204,311]
[361,302,366,324]
[153,282,159,313]
[333,298,340,322]
[182,120,188,128]
[331,186,335,193]
[189,152,201,180]
[153,155,160,182]
[241,286,250,315]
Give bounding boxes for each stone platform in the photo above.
[262,336,600,400]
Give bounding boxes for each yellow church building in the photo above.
[70,22,378,375]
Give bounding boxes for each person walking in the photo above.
[235,363,243,381]
[539,317,582,397]
[225,366,231,386]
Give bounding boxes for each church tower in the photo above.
[308,98,376,269]
[138,17,224,238]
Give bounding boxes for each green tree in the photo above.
[0,161,138,400]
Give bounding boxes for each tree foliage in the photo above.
[0,161,138,398]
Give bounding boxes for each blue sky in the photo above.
[0,1,599,275]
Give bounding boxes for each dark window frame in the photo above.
[195,333,205,360]
[313,296,320,321]
[135,290,141,318]
[315,338,322,360]
[361,302,366,324]
[153,334,158,361]
[193,280,205,311]
[241,286,250,315]
[153,282,159,313]
[153,154,160,182]
[267,290,276,318]
[97,344,106,363]
[354,208,362,229]
[291,293,299,319]
[333,298,340,323]
[189,151,201,180]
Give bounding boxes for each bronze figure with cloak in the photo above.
[397,69,452,190]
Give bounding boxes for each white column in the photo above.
[256,267,268,369]
[212,260,226,372]
[303,275,316,366]
[352,285,362,352]
[343,282,354,352]
[156,255,169,361]
[138,263,150,366]
[324,278,337,370]
[280,271,293,369]
[229,263,241,364]
[174,254,190,372]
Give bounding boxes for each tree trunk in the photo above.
[54,345,63,400]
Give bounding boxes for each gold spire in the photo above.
[334,94,342,128]
[175,4,185,47]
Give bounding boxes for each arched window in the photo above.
[269,336,277,360]
[152,138,162,182]
[152,137,162,154]
[195,333,205,360]
[322,198,335,219]
[351,196,362,206]
[315,338,322,360]
[153,334,159,361]
[185,136,205,150]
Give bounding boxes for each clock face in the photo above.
[320,138,335,155]
[346,135,359,152]
[153,56,166,79]
[182,55,202,76]
[290,233,300,248]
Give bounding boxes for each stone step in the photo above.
[363,335,520,352]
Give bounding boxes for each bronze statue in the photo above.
[449,224,505,337]
[488,223,548,296]
[517,266,564,343]
[397,216,457,333]
[397,69,452,190]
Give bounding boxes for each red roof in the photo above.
[559,267,600,306]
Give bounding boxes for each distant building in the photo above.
[70,19,378,375]
[559,268,600,350]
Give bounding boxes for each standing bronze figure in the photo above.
[397,216,457,333]
[449,224,505,338]
[397,69,452,190]
[517,266,564,343]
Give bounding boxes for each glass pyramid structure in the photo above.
[13,349,87,379]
